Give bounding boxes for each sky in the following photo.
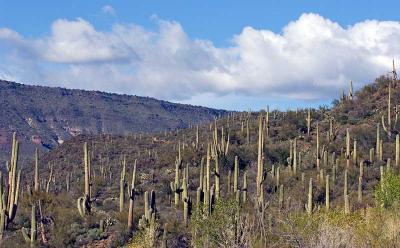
[0,1,399,110]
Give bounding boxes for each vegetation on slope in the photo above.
[1,71,400,247]
[0,80,227,161]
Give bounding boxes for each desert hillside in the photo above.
[0,74,399,247]
[0,80,227,161]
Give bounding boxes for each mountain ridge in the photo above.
[0,79,228,158]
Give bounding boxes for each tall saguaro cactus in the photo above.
[34,148,39,192]
[349,81,353,100]
[382,63,397,138]
[316,122,320,169]
[128,160,137,231]
[233,156,239,194]
[170,155,182,207]
[215,153,220,200]
[256,116,264,198]
[346,128,351,167]
[306,109,311,135]
[306,178,313,215]
[325,175,330,210]
[119,157,127,212]
[242,172,247,203]
[77,142,91,217]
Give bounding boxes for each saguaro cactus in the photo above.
[328,117,335,141]
[256,116,264,197]
[119,157,127,212]
[246,119,250,145]
[293,138,297,174]
[325,175,330,210]
[77,142,91,217]
[21,205,36,247]
[45,165,53,194]
[349,80,353,100]
[242,172,247,203]
[369,148,374,163]
[344,169,350,214]
[183,179,190,227]
[353,140,358,165]
[346,128,351,167]
[215,154,220,200]
[1,132,22,230]
[196,125,199,148]
[144,191,150,220]
[316,123,320,169]
[306,178,313,215]
[34,148,39,192]
[128,160,137,231]
[382,79,396,138]
[234,156,239,194]
[306,109,311,135]
[376,123,381,161]
[358,176,363,203]
[170,156,181,207]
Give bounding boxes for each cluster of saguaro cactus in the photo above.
[0,132,21,237]
[138,191,158,247]
[77,142,92,217]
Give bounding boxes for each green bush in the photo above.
[190,198,240,248]
[375,171,400,208]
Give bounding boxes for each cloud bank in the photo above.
[0,13,399,108]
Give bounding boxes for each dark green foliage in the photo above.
[375,171,400,208]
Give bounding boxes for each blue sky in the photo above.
[0,1,399,110]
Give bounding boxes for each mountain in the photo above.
[0,80,227,158]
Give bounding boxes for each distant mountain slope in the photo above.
[0,80,227,157]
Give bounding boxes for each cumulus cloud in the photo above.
[102,5,116,16]
[0,13,399,107]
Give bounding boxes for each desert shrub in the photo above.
[190,198,254,248]
[375,171,400,208]
[127,215,160,248]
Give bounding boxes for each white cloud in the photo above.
[39,18,134,63]
[0,13,399,108]
[102,5,116,16]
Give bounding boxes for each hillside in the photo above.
[1,74,400,247]
[0,80,227,159]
